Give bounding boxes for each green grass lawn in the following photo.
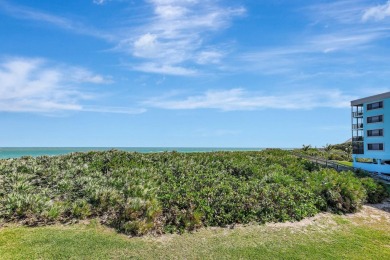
[1,206,389,260]
[337,161,353,167]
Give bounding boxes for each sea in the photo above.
[0,147,264,159]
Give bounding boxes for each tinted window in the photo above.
[367,101,383,110]
[367,129,383,136]
[367,143,384,150]
[367,115,383,123]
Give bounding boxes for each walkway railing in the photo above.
[294,153,354,172]
[293,153,390,184]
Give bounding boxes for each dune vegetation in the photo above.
[0,149,388,236]
[300,142,353,162]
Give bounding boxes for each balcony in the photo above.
[352,123,364,130]
[352,136,364,142]
[352,112,363,118]
[353,148,364,154]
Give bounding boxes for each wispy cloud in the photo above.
[0,0,114,41]
[0,57,142,114]
[0,57,81,113]
[93,0,107,5]
[363,1,390,21]
[239,0,390,77]
[67,67,113,84]
[144,88,356,111]
[304,0,368,24]
[118,0,245,75]
[0,0,244,76]
[132,62,197,76]
[82,106,147,114]
[195,50,224,65]
[309,30,387,52]
[243,29,386,59]
[238,31,386,76]
[3,0,388,81]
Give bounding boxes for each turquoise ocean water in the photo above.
[0,147,263,159]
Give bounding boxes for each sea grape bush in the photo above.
[359,177,389,203]
[0,150,387,235]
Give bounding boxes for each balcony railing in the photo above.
[352,124,364,130]
[353,148,364,154]
[352,136,364,142]
[352,112,363,118]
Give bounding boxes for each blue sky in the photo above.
[1,0,390,147]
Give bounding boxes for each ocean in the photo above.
[0,147,263,159]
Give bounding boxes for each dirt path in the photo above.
[263,199,390,230]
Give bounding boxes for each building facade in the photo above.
[351,92,390,175]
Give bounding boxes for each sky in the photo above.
[1,0,390,148]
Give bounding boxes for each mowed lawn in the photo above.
[337,161,353,167]
[1,205,389,260]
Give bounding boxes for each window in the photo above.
[367,129,384,137]
[367,101,383,110]
[367,143,384,151]
[367,115,383,123]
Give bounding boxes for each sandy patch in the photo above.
[265,213,334,229]
[345,199,390,225]
[145,200,390,243]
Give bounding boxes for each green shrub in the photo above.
[70,199,92,219]
[307,169,367,213]
[43,202,65,221]
[360,178,389,203]
[0,150,387,235]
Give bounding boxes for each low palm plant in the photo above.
[0,150,387,235]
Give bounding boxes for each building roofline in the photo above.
[351,91,390,106]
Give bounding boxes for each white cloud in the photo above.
[0,1,114,41]
[309,30,386,52]
[363,1,390,21]
[195,50,224,64]
[0,0,244,76]
[133,63,197,76]
[0,57,142,114]
[118,0,245,75]
[82,106,147,114]
[0,57,81,112]
[304,0,368,24]
[243,29,385,59]
[133,33,159,58]
[68,67,113,84]
[144,88,356,111]
[154,5,188,19]
[93,0,107,5]
[238,27,389,76]
[236,1,389,78]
